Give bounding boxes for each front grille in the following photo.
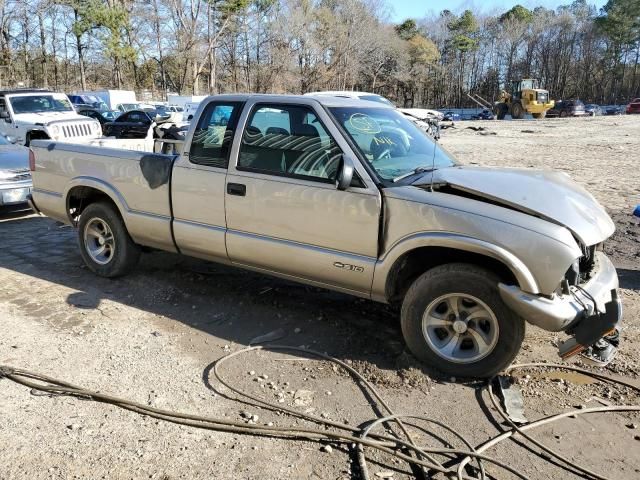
[60,123,93,138]
[2,168,30,182]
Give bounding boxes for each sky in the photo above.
[388,0,609,22]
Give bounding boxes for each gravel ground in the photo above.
[1,114,639,479]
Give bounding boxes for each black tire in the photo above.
[494,103,507,120]
[510,102,525,119]
[77,201,140,278]
[560,110,568,118]
[400,263,525,378]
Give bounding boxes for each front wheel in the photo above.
[78,202,141,278]
[400,263,525,378]
[510,102,525,119]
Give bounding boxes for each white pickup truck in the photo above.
[28,94,622,377]
[0,89,102,146]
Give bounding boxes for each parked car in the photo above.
[305,90,395,107]
[78,108,120,132]
[442,111,461,121]
[85,90,137,111]
[471,109,494,120]
[164,105,184,114]
[68,94,109,111]
[117,102,143,113]
[400,108,442,140]
[0,133,32,211]
[103,110,155,138]
[626,98,640,114]
[0,89,101,145]
[546,99,587,117]
[29,94,622,378]
[605,105,625,115]
[584,104,603,116]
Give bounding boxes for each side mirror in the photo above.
[5,135,17,144]
[336,154,355,191]
[0,110,11,122]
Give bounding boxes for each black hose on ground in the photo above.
[1,354,638,480]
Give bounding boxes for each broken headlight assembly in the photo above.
[564,242,600,288]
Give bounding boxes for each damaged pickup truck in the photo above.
[28,94,622,377]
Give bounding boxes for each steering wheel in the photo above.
[374,148,392,161]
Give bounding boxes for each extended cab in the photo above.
[0,89,102,145]
[29,94,622,377]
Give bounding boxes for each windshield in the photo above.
[9,95,73,114]
[102,111,119,121]
[329,106,456,181]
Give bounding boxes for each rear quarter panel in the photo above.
[31,140,175,251]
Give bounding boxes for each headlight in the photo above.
[49,125,60,137]
[92,121,101,134]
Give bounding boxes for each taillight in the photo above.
[29,148,35,171]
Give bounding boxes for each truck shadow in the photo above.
[0,214,446,385]
[618,268,640,291]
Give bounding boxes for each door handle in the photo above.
[227,182,246,196]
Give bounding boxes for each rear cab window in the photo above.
[188,102,243,168]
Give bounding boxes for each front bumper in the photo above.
[0,181,32,206]
[498,252,620,332]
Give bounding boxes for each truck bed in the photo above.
[30,140,178,252]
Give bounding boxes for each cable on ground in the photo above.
[1,352,638,479]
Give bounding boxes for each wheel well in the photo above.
[26,130,50,141]
[385,247,519,305]
[66,186,119,225]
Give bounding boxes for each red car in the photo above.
[627,98,640,114]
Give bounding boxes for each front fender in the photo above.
[370,232,540,302]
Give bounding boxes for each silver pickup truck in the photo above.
[29,94,621,377]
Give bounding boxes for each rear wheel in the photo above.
[78,202,140,278]
[560,110,568,118]
[400,263,525,378]
[510,102,525,119]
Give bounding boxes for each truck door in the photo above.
[224,99,381,296]
[171,100,244,262]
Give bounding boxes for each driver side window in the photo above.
[237,104,343,183]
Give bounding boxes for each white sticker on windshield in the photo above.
[349,113,381,134]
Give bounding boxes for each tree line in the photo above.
[0,0,638,107]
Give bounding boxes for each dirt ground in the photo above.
[1,115,639,480]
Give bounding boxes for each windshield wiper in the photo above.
[392,166,434,183]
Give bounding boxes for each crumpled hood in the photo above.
[14,112,88,126]
[416,166,614,246]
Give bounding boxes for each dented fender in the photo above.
[371,232,540,302]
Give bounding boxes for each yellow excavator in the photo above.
[494,79,554,119]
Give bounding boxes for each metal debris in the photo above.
[249,328,286,345]
[497,376,528,424]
